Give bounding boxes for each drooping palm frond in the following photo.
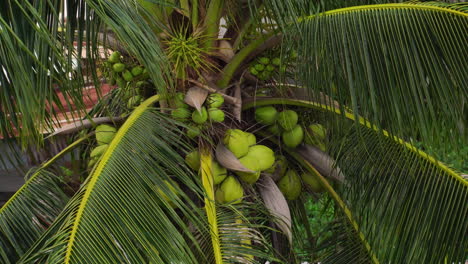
[0,0,100,147]
[265,1,468,152]
[0,135,90,263]
[244,97,468,263]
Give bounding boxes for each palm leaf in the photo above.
[0,0,100,148]
[266,1,468,151]
[244,98,468,263]
[0,135,91,263]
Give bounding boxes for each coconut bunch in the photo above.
[171,91,226,139]
[88,124,117,168]
[103,51,150,109]
[248,50,297,82]
[254,106,328,151]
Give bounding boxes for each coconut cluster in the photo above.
[171,92,226,139]
[248,50,297,81]
[254,107,328,151]
[88,124,117,168]
[103,51,150,110]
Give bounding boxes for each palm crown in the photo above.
[0,0,467,263]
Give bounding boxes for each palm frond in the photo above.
[0,135,90,263]
[0,0,100,148]
[244,98,468,263]
[267,2,468,151]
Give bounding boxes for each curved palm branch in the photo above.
[244,98,468,263]
[0,135,90,263]
[268,1,468,150]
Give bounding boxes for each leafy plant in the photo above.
[0,0,467,263]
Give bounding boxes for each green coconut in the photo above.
[212,161,228,185]
[282,125,304,148]
[249,67,259,76]
[235,155,261,184]
[186,126,201,139]
[131,66,144,76]
[157,180,180,208]
[308,124,326,141]
[301,172,324,193]
[265,155,288,178]
[116,77,126,88]
[95,124,117,145]
[185,150,200,171]
[259,57,270,65]
[245,132,256,147]
[266,65,275,72]
[208,108,225,122]
[219,176,244,203]
[272,57,281,66]
[223,129,249,158]
[122,70,134,82]
[90,144,109,159]
[88,157,98,169]
[192,107,208,124]
[278,169,302,200]
[207,93,224,108]
[112,62,125,73]
[108,51,121,63]
[255,106,278,125]
[215,188,225,203]
[277,110,298,130]
[174,92,188,108]
[245,145,275,171]
[258,71,270,81]
[254,63,265,71]
[267,123,282,136]
[171,108,192,121]
[127,95,142,109]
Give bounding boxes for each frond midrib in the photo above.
[64,95,161,263]
[302,3,468,20]
[0,135,90,215]
[242,98,467,187]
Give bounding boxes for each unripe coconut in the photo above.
[258,71,270,81]
[249,67,259,76]
[277,110,298,130]
[207,93,224,108]
[223,129,249,158]
[308,124,326,141]
[215,188,225,203]
[157,180,180,208]
[88,157,98,169]
[265,155,288,180]
[266,65,275,72]
[95,124,117,145]
[208,108,225,122]
[282,125,304,148]
[245,145,275,171]
[174,92,189,108]
[192,107,208,124]
[235,155,261,184]
[254,63,265,71]
[171,108,192,121]
[185,150,200,171]
[259,57,270,65]
[278,169,302,200]
[127,95,142,109]
[112,62,125,72]
[255,106,278,125]
[272,57,281,66]
[122,70,133,82]
[267,123,282,136]
[301,172,324,193]
[186,126,201,139]
[212,161,227,185]
[220,176,244,203]
[245,132,256,147]
[90,144,109,158]
[131,66,143,76]
[108,51,121,63]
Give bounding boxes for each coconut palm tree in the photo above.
[0,0,467,263]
